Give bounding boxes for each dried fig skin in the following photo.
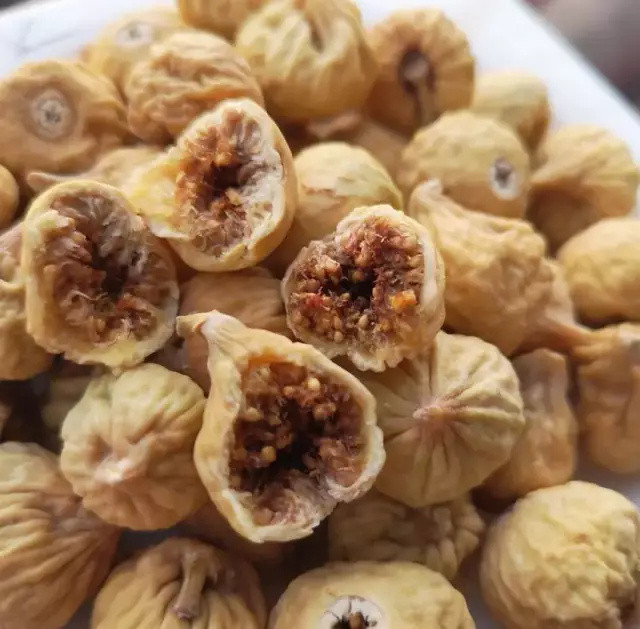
[481,481,640,629]
[282,204,445,373]
[125,31,264,144]
[270,561,475,629]
[0,60,129,178]
[0,443,120,629]
[22,180,179,369]
[178,0,269,39]
[0,165,19,228]
[128,99,297,272]
[399,111,531,219]
[367,9,475,136]
[92,537,267,629]
[176,312,385,544]
[236,0,377,123]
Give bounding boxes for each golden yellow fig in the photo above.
[178,0,268,39]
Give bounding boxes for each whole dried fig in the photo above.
[178,0,268,39]
[92,537,266,629]
[282,204,445,372]
[328,490,484,580]
[0,165,19,228]
[0,442,119,629]
[399,111,531,219]
[21,180,178,369]
[128,99,297,272]
[177,312,385,543]
[236,0,377,122]
[482,349,577,502]
[357,331,524,507]
[270,561,475,628]
[481,481,640,629]
[529,125,639,251]
[0,60,129,178]
[267,142,403,276]
[409,181,553,356]
[471,70,551,151]
[60,363,206,530]
[367,9,475,135]
[125,31,264,143]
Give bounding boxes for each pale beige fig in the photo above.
[177,312,385,543]
[236,0,377,122]
[367,9,475,135]
[92,537,267,629]
[21,180,178,369]
[270,561,475,629]
[471,71,551,151]
[283,204,445,372]
[482,350,577,502]
[0,442,120,629]
[125,31,264,143]
[0,60,129,178]
[571,323,640,473]
[481,481,640,629]
[410,181,552,355]
[529,125,639,251]
[178,0,269,39]
[180,267,289,390]
[357,331,524,507]
[267,142,403,276]
[328,491,484,580]
[60,363,206,530]
[128,99,297,272]
[399,111,531,219]
[0,165,19,228]
[558,218,640,324]
[83,7,184,92]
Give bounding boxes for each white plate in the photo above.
[1,1,639,627]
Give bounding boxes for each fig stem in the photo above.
[400,50,436,127]
[172,555,209,621]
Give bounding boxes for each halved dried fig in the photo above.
[0,60,129,178]
[177,312,385,543]
[21,180,178,369]
[399,111,531,219]
[409,181,553,356]
[270,561,475,629]
[329,491,484,580]
[125,31,264,143]
[367,9,475,135]
[282,204,445,372]
[0,442,119,629]
[236,0,377,122]
[92,537,266,629]
[0,165,19,228]
[128,99,297,272]
[529,125,639,252]
[178,0,268,39]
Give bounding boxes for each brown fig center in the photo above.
[490,157,519,199]
[399,49,437,127]
[321,596,384,629]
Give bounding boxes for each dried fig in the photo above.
[409,181,553,356]
[92,537,266,629]
[21,180,178,369]
[481,481,640,629]
[282,205,445,372]
[128,99,297,272]
[529,125,639,251]
[180,267,289,390]
[0,442,119,629]
[559,217,640,324]
[178,0,268,39]
[60,363,206,530]
[267,142,403,276]
[270,561,475,629]
[357,331,524,506]
[328,490,484,580]
[367,9,475,135]
[177,312,385,543]
[471,71,551,151]
[0,165,19,228]
[125,31,264,143]
[482,350,577,502]
[399,111,531,219]
[235,0,377,122]
[0,60,129,178]
[83,7,184,92]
